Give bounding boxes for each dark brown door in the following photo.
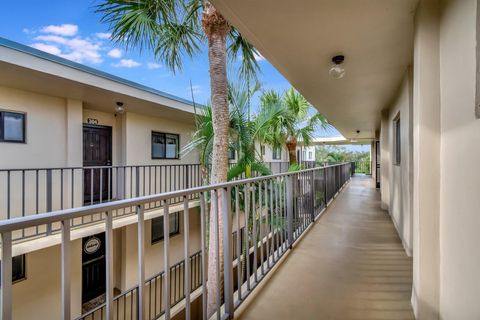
[83,125,112,204]
[82,233,106,303]
[375,140,380,188]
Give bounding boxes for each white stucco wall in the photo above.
[381,70,414,256]
[124,112,198,165]
[0,86,77,168]
[438,0,480,318]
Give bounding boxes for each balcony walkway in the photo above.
[236,175,415,320]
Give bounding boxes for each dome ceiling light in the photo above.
[329,55,345,79]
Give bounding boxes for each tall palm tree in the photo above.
[260,88,330,166]
[182,79,284,181]
[96,0,260,315]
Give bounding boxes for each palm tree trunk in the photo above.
[286,137,298,166]
[202,2,230,317]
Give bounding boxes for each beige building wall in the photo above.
[438,0,480,318]
[0,86,72,168]
[380,70,414,256]
[124,112,198,165]
[12,239,83,319]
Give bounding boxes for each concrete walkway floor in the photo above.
[236,176,415,320]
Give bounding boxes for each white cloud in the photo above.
[30,43,62,55]
[34,35,68,44]
[33,34,103,64]
[113,59,141,68]
[41,24,78,36]
[107,48,122,58]
[147,62,162,70]
[253,52,265,62]
[95,32,111,39]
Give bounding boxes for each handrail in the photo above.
[0,163,351,234]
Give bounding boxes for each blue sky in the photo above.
[0,0,369,151]
[0,0,292,106]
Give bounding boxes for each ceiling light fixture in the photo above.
[329,55,345,79]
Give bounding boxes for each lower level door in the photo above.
[82,233,106,304]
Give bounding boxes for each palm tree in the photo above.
[260,88,330,166]
[96,0,260,315]
[182,80,284,181]
[183,79,284,293]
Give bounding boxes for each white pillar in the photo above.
[412,0,441,318]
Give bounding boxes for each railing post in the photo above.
[137,205,145,320]
[286,175,294,249]
[61,219,71,320]
[105,211,114,320]
[324,167,328,207]
[135,166,140,197]
[1,232,12,320]
[46,169,53,234]
[221,187,234,319]
[311,170,315,222]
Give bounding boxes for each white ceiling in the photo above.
[212,0,418,140]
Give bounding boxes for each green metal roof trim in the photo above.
[0,37,200,108]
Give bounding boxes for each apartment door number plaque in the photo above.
[87,118,99,125]
[84,237,101,254]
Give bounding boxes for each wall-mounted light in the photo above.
[115,101,125,115]
[329,55,345,79]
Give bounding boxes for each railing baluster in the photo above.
[252,184,257,283]
[100,168,103,203]
[244,183,250,292]
[1,231,12,320]
[90,169,94,206]
[47,169,52,234]
[264,180,269,269]
[258,182,264,276]
[234,187,242,301]
[286,175,294,249]
[212,190,221,320]
[221,187,234,319]
[269,180,275,261]
[61,219,71,319]
[6,171,10,219]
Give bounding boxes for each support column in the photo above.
[412,0,441,318]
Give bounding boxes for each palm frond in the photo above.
[227,27,261,82]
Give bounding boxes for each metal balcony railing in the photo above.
[0,163,352,320]
[0,164,202,240]
[0,162,299,241]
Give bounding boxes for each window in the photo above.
[152,132,179,159]
[260,145,265,156]
[272,146,281,160]
[393,115,401,165]
[151,212,180,244]
[302,150,306,159]
[0,255,26,283]
[228,147,236,160]
[0,111,25,143]
[309,151,313,159]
